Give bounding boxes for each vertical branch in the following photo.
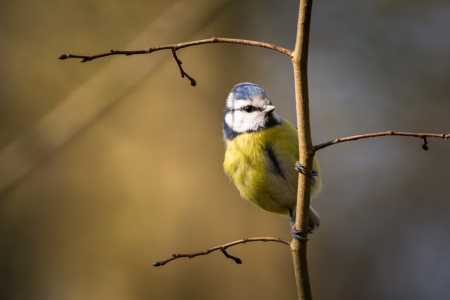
[290,1,314,300]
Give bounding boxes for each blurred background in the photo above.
[1,0,449,299]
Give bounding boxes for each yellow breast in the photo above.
[224,120,321,215]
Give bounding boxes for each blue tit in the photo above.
[223,83,322,240]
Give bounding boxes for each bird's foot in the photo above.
[290,223,309,241]
[295,162,318,177]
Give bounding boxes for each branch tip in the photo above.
[422,137,428,150]
[221,249,242,264]
[58,54,69,60]
[171,49,196,86]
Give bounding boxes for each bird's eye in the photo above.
[244,106,253,113]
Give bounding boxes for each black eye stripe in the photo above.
[240,106,263,112]
[226,106,264,113]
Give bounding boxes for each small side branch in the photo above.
[58,37,293,63]
[314,131,450,152]
[153,237,290,267]
[171,49,196,86]
[58,37,291,87]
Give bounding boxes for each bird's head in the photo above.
[223,83,282,140]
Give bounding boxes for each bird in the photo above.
[223,83,322,241]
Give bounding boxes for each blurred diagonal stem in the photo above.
[291,1,314,300]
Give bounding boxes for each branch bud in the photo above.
[422,137,428,150]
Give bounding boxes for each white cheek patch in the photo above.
[225,110,267,133]
[225,92,280,133]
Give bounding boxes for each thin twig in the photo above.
[153,237,290,267]
[171,49,196,86]
[314,131,450,152]
[58,37,293,62]
[58,37,291,87]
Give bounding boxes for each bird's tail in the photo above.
[308,205,321,230]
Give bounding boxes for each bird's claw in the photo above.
[290,223,309,241]
[295,162,318,177]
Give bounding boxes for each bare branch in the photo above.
[58,37,293,63]
[153,237,290,267]
[58,37,291,87]
[171,49,196,86]
[291,1,314,299]
[314,131,450,152]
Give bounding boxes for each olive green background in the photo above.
[1,0,449,299]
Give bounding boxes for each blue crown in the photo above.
[230,83,268,100]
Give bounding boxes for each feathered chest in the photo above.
[223,121,300,213]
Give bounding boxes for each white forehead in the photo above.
[226,96,268,110]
